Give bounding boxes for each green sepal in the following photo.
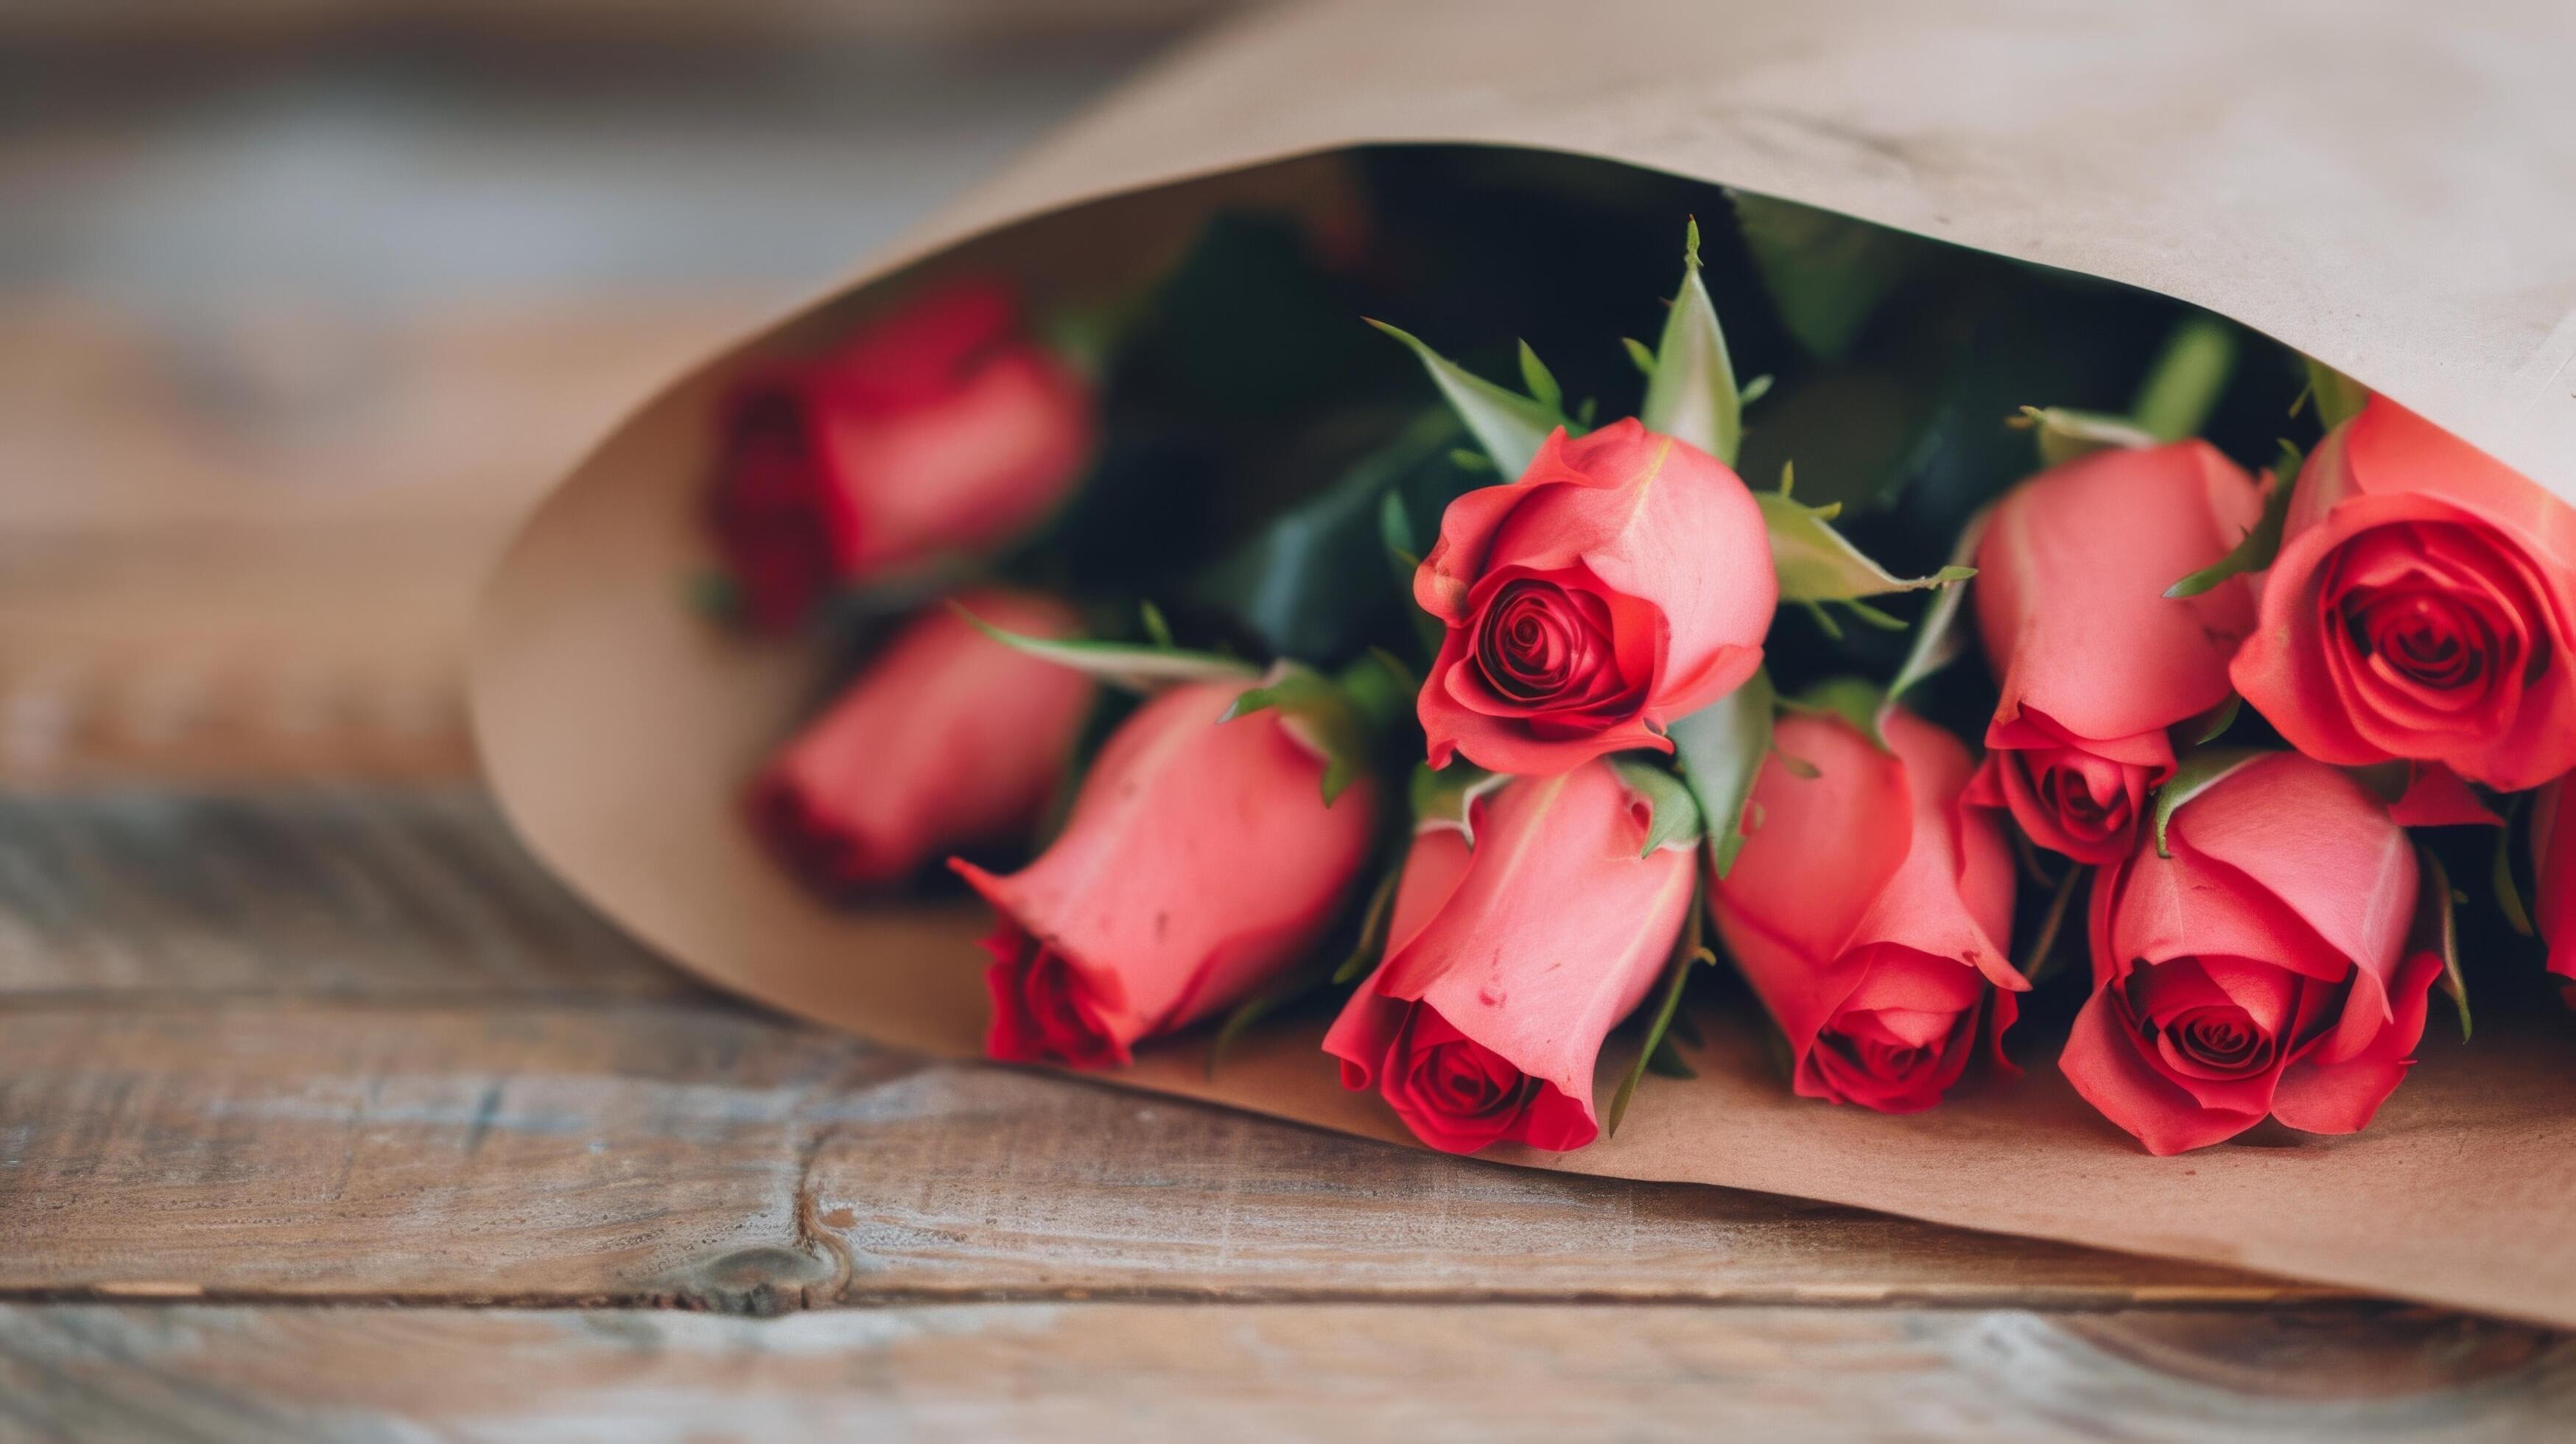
[2191,694,2245,746]
[1380,491,1447,663]
[2410,844,2471,1042]
[1367,319,1564,477]
[1758,486,1975,604]
[2495,793,2535,937]
[952,603,1257,693]
[1224,662,1375,806]
[2303,355,2370,430]
[1884,505,1992,716]
[1639,217,1744,466]
[1328,866,1405,987]
[1610,758,1705,857]
[1668,667,1777,879]
[1411,763,1506,846]
[1517,340,1565,415]
[2345,760,2412,807]
[2130,316,2239,444]
[2169,439,2301,599]
[684,569,740,625]
[1621,337,1656,376]
[1137,600,1175,650]
[2010,404,2159,467]
[2152,747,2274,858]
[1607,877,1713,1138]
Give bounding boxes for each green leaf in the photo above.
[2191,694,2245,747]
[1607,880,1713,1138]
[1668,668,1777,879]
[2411,844,2471,1042]
[952,603,1257,693]
[1783,676,1887,742]
[2304,354,2370,430]
[1411,763,1507,845]
[2019,865,2085,988]
[1611,758,1705,856]
[1225,662,1372,805]
[1758,490,1976,603]
[1884,505,1992,712]
[1328,866,1405,986]
[2010,404,2160,467]
[2129,316,2239,443]
[1367,319,1562,477]
[2169,439,2300,599]
[1192,408,1459,662]
[1621,337,1657,376]
[1732,189,1924,362]
[1640,218,1744,465]
[2152,747,2274,858]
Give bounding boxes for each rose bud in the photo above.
[1324,760,1695,1154]
[955,680,1377,1069]
[2537,778,2572,982]
[2061,752,2443,1156]
[1968,441,2264,863]
[1708,706,2025,1113]
[1414,418,1776,776]
[709,280,1093,631]
[750,591,1094,894]
[2232,396,2576,792]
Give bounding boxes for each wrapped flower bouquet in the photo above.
[473,1,2576,1326]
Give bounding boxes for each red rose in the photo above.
[2537,778,2572,983]
[1967,441,2264,863]
[1414,419,1775,776]
[1324,760,1695,1153]
[2062,752,2441,1155]
[709,281,1093,631]
[1708,707,2024,1113]
[955,680,1377,1068]
[2232,397,2576,792]
[751,590,1093,894]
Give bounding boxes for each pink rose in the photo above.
[955,680,1376,1068]
[2233,397,2576,792]
[1968,441,2264,862]
[2537,778,2572,983]
[751,590,1093,894]
[1324,760,1695,1153]
[709,281,1092,631]
[1414,420,1775,776]
[1708,707,2024,1113]
[2062,752,2442,1155]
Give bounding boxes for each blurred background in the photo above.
[0,0,1241,783]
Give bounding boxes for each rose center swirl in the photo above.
[2347,589,2492,691]
[1475,579,1612,704]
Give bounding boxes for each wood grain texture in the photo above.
[0,999,2308,1310]
[4,1303,2572,1443]
[0,791,2317,1312]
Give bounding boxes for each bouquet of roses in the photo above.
[701,198,2572,1161]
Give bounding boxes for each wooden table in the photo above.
[1,788,2570,1440]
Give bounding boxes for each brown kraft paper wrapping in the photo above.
[471,0,2576,1325]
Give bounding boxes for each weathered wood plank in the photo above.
[1,1303,2569,1442]
[0,1000,2317,1310]
[0,791,688,999]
